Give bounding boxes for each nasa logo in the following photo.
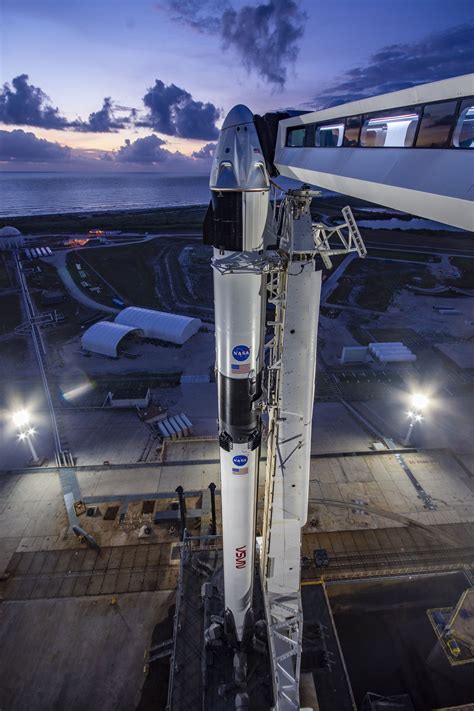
[235,545,247,569]
[232,455,248,467]
[232,344,250,362]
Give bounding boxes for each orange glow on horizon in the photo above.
[1,125,209,158]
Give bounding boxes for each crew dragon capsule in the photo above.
[203,105,270,643]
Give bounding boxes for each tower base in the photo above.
[168,537,273,711]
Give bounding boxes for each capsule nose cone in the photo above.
[222,105,254,130]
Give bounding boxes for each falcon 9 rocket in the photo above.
[203,105,270,643]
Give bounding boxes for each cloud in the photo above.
[72,97,131,132]
[313,23,474,108]
[221,0,306,87]
[114,134,180,163]
[106,134,215,168]
[0,74,135,133]
[160,0,225,33]
[0,129,70,161]
[159,0,306,87]
[0,74,68,129]
[191,142,216,160]
[140,80,220,139]
[0,74,218,140]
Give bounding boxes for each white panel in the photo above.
[220,447,258,638]
[213,249,264,379]
[275,151,473,231]
[266,265,322,598]
[242,191,268,251]
[277,74,474,129]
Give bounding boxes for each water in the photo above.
[0,172,211,217]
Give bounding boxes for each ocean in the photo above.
[0,172,212,218]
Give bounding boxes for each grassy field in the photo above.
[0,258,13,289]
[66,240,167,308]
[0,336,29,362]
[66,252,123,308]
[368,249,441,263]
[449,256,474,289]
[327,278,353,305]
[7,205,207,235]
[0,293,22,334]
[328,259,437,312]
[78,244,160,308]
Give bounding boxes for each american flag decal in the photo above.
[231,363,251,373]
[232,467,248,474]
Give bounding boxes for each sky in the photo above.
[0,0,473,172]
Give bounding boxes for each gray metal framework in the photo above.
[260,189,367,710]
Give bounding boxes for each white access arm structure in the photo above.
[204,74,472,711]
[275,73,473,231]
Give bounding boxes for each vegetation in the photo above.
[0,293,22,334]
[449,257,474,289]
[66,252,121,309]
[0,258,12,289]
[0,336,29,362]
[327,277,353,305]
[328,259,438,312]
[5,205,207,235]
[68,242,161,308]
[368,249,441,263]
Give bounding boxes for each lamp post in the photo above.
[18,428,40,464]
[403,393,429,446]
[12,409,41,465]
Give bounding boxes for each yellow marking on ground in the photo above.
[301,580,323,586]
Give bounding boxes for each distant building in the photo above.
[115,306,201,345]
[0,225,24,250]
[106,386,151,409]
[81,321,144,357]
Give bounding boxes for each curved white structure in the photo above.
[275,74,474,231]
[115,306,201,345]
[0,225,24,250]
[81,321,143,357]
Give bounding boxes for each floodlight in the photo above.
[12,409,30,428]
[411,393,429,411]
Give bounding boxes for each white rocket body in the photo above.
[204,105,269,642]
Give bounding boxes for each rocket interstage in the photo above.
[203,105,269,643]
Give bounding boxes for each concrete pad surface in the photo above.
[0,591,173,711]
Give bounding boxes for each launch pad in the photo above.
[168,534,273,710]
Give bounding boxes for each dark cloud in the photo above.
[0,74,68,129]
[221,0,306,87]
[114,134,184,163]
[109,134,214,167]
[0,75,135,133]
[0,129,70,161]
[73,97,131,132]
[160,0,305,86]
[140,80,220,139]
[191,142,216,160]
[313,23,474,108]
[159,0,225,33]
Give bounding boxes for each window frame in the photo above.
[414,98,460,149]
[451,96,474,149]
[285,126,307,148]
[284,96,471,149]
